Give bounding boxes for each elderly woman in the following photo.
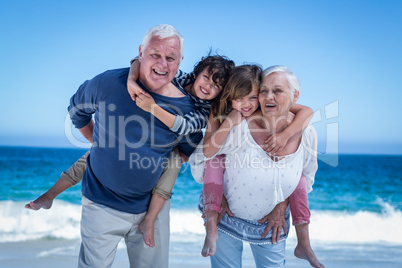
[190,66,318,267]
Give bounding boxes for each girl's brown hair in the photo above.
[211,64,262,123]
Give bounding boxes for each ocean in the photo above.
[0,146,401,267]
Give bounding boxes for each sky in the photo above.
[0,0,401,155]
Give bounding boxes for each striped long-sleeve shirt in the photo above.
[170,70,211,136]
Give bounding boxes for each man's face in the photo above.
[138,35,182,92]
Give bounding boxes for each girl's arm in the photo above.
[203,110,243,158]
[264,104,313,154]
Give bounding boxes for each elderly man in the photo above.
[68,24,201,268]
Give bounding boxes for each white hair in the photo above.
[141,24,184,58]
[262,65,300,95]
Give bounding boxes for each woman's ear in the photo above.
[292,90,299,105]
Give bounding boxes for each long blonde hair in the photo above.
[211,64,262,123]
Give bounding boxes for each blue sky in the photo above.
[0,0,401,154]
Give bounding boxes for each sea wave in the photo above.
[1,199,401,244]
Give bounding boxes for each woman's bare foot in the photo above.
[25,193,54,210]
[139,219,155,247]
[294,244,325,268]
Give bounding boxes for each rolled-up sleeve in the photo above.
[60,150,90,186]
[68,73,103,129]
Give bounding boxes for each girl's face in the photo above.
[192,69,222,100]
[231,85,259,117]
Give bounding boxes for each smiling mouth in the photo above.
[242,108,252,112]
[265,104,276,108]
[153,69,167,75]
[200,87,209,95]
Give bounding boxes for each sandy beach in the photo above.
[1,239,401,268]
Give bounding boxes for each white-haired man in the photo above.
[69,24,201,267]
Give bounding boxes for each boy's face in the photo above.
[192,69,222,100]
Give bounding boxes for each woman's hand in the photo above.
[217,195,235,223]
[258,200,288,244]
[263,131,290,155]
[136,92,156,113]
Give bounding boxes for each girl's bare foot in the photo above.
[25,193,53,210]
[201,226,218,257]
[139,219,155,247]
[294,244,325,268]
[201,211,219,257]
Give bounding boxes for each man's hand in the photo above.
[136,92,156,113]
[258,201,288,243]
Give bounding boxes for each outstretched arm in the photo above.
[264,104,313,154]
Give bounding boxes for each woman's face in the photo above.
[259,72,298,116]
[231,85,259,117]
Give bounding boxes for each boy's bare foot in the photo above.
[139,220,155,247]
[25,194,53,210]
[294,245,325,268]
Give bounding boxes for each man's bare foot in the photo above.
[294,244,325,268]
[139,220,155,247]
[25,194,53,210]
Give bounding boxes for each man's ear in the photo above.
[138,45,143,62]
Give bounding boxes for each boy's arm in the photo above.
[136,90,211,136]
[128,58,208,135]
[127,58,145,101]
[170,99,210,135]
[264,104,314,154]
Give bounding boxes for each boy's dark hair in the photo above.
[193,52,235,98]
